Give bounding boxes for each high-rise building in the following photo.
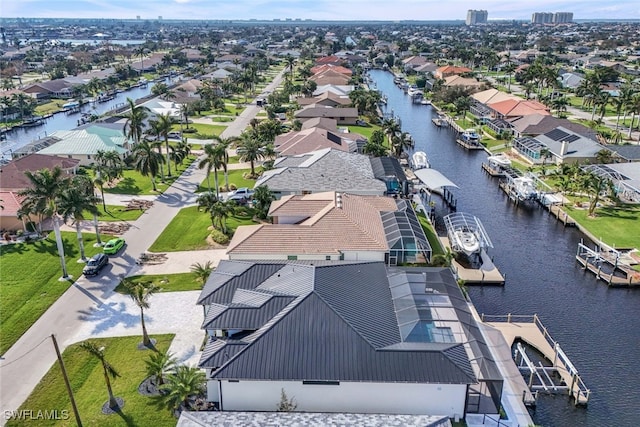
[531,12,553,24]
[466,10,488,26]
[553,12,573,24]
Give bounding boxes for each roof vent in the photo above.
[335,192,342,209]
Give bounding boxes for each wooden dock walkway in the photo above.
[456,138,485,150]
[481,162,506,177]
[547,204,576,227]
[576,242,640,287]
[440,237,505,285]
[483,314,590,406]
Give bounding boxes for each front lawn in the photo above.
[97,205,145,222]
[178,123,226,138]
[149,206,258,252]
[0,232,111,355]
[197,168,259,193]
[565,204,640,249]
[99,156,195,195]
[116,273,202,293]
[6,335,176,427]
[345,123,382,140]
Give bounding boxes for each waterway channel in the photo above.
[369,69,640,427]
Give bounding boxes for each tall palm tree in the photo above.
[132,140,164,192]
[212,136,238,190]
[159,365,206,413]
[196,193,219,228]
[18,167,70,278]
[198,144,225,198]
[79,341,121,409]
[124,97,148,145]
[150,113,174,177]
[145,351,177,386]
[252,185,275,220]
[58,179,100,262]
[122,279,159,348]
[236,132,265,178]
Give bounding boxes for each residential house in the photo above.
[310,64,353,76]
[559,72,585,89]
[313,84,355,97]
[255,148,388,197]
[274,127,361,156]
[434,65,472,79]
[0,191,27,231]
[508,114,597,139]
[582,162,640,203]
[443,75,485,91]
[294,106,359,125]
[36,124,129,166]
[513,126,605,165]
[487,99,550,120]
[296,91,352,108]
[309,70,351,86]
[0,153,80,192]
[196,261,501,418]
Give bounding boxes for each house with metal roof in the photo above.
[36,124,129,166]
[197,260,502,418]
[227,192,431,265]
[255,148,388,197]
[513,126,606,165]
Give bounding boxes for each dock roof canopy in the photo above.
[413,168,459,190]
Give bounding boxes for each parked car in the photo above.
[103,238,125,255]
[230,187,254,198]
[83,253,109,276]
[168,131,182,139]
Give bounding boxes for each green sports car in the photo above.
[103,238,125,255]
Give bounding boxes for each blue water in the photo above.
[370,69,640,427]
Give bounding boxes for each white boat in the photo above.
[62,100,80,110]
[451,228,481,256]
[512,176,537,201]
[421,99,431,105]
[487,154,511,169]
[411,151,430,170]
[461,128,480,144]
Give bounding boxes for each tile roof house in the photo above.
[434,65,472,79]
[255,148,388,196]
[309,69,351,86]
[508,114,597,139]
[0,191,28,231]
[310,64,353,76]
[488,99,550,120]
[312,84,355,97]
[274,127,360,156]
[294,106,359,125]
[0,154,80,191]
[37,125,129,166]
[196,261,501,418]
[227,192,431,264]
[296,91,352,108]
[443,75,485,90]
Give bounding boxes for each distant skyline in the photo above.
[2,0,639,21]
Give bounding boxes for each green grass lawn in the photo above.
[417,210,445,256]
[116,273,201,293]
[6,335,176,427]
[0,232,111,355]
[35,100,66,116]
[99,156,195,195]
[197,168,259,193]
[149,206,258,252]
[177,123,226,138]
[345,123,382,140]
[564,204,640,249]
[97,205,145,222]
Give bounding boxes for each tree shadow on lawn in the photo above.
[31,236,80,257]
[106,177,142,195]
[76,299,141,335]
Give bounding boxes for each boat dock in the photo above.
[456,138,484,150]
[576,240,640,287]
[481,161,506,176]
[482,314,590,406]
[439,237,505,285]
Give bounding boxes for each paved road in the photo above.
[0,67,286,424]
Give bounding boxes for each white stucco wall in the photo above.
[218,380,466,417]
[341,250,386,261]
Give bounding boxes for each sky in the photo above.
[2,0,639,21]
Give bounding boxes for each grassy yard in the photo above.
[345,123,382,140]
[97,205,145,222]
[177,123,226,138]
[564,204,640,249]
[35,99,66,116]
[197,168,259,193]
[99,156,195,195]
[0,232,111,355]
[6,335,176,427]
[417,210,445,256]
[149,206,258,252]
[116,273,201,293]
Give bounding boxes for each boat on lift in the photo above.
[460,128,480,144]
[511,176,537,201]
[411,151,430,170]
[62,99,80,110]
[451,228,481,256]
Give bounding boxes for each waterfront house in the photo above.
[0,154,80,192]
[254,148,388,197]
[508,114,597,140]
[197,261,501,418]
[227,192,431,264]
[295,91,352,108]
[309,70,351,86]
[434,65,472,79]
[294,106,359,125]
[312,84,355,97]
[487,99,550,120]
[513,127,605,165]
[274,126,361,156]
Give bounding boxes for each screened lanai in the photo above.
[582,163,640,203]
[513,137,545,162]
[382,199,432,265]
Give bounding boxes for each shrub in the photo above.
[229,183,237,191]
[182,128,197,134]
[210,229,230,245]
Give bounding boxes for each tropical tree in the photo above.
[454,96,471,122]
[211,136,238,191]
[150,113,174,177]
[79,341,121,410]
[124,97,148,145]
[581,172,612,217]
[122,279,159,348]
[190,261,214,284]
[236,132,265,177]
[390,131,414,158]
[132,140,164,191]
[381,118,401,147]
[196,192,219,228]
[198,144,225,198]
[57,179,100,262]
[159,365,206,414]
[17,167,70,278]
[145,351,177,386]
[252,185,275,220]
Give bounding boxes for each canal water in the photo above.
[369,69,640,427]
[1,77,180,159]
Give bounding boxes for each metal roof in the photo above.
[369,156,408,182]
[413,168,459,190]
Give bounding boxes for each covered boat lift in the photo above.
[443,212,493,254]
[413,168,459,211]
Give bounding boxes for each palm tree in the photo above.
[122,279,159,348]
[381,118,401,148]
[252,185,275,220]
[196,192,219,228]
[212,136,238,191]
[58,180,100,262]
[132,140,164,191]
[190,261,214,284]
[151,113,174,177]
[210,200,235,234]
[79,341,121,410]
[391,132,414,158]
[145,351,177,386]
[18,167,70,278]
[124,98,148,145]
[159,365,206,413]
[236,132,265,178]
[198,144,225,198]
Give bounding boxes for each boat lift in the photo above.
[443,212,493,253]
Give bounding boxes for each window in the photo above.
[303,380,339,386]
[287,255,298,260]
[325,255,331,260]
